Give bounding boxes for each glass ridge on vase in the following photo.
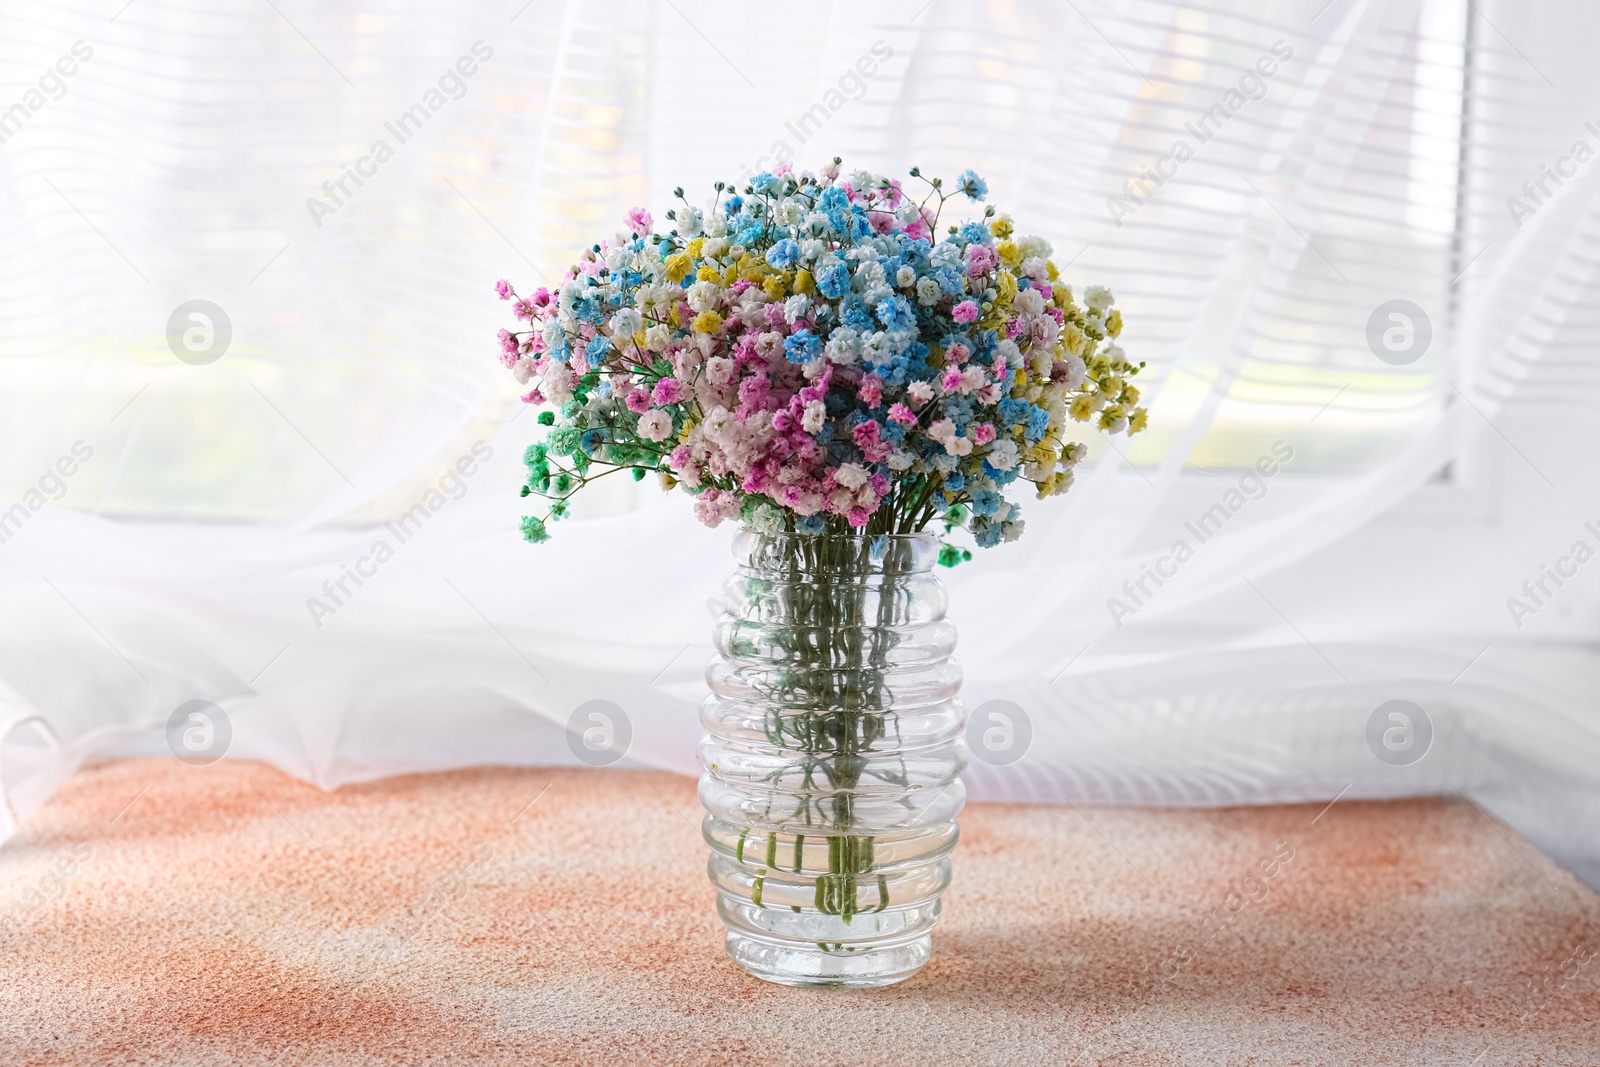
[699,529,967,987]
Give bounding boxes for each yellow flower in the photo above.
[737,252,768,281]
[1068,394,1095,422]
[724,264,739,285]
[996,240,1022,268]
[686,237,705,259]
[696,264,720,283]
[989,214,1014,239]
[691,310,722,334]
[664,252,693,283]
[1060,322,1086,356]
[762,274,788,301]
[1128,408,1148,434]
[1121,384,1140,406]
[1106,309,1122,337]
[994,270,1018,307]
[1046,259,1060,281]
[793,268,816,295]
[668,305,680,329]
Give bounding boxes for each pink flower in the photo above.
[852,421,881,450]
[888,403,916,427]
[626,388,652,413]
[951,300,980,324]
[520,388,544,405]
[857,376,884,407]
[965,244,997,276]
[941,367,964,393]
[652,377,687,405]
[636,410,673,441]
[846,506,872,528]
[972,423,997,445]
[514,299,537,321]
[668,444,693,470]
[625,207,652,237]
[946,342,970,365]
[495,279,513,300]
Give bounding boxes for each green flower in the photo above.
[547,426,582,456]
[519,516,550,543]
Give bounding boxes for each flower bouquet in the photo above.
[495,160,1145,986]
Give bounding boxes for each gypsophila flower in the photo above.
[496,160,1147,554]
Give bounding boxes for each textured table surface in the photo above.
[1,758,1597,1066]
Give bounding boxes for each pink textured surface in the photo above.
[1,758,1598,1066]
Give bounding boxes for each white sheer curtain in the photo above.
[3,0,1598,887]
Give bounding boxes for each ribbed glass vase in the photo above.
[699,530,967,987]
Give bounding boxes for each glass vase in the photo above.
[699,530,967,987]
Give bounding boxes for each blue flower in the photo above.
[960,221,991,246]
[972,488,1002,516]
[1026,405,1050,443]
[869,534,888,560]
[875,295,915,331]
[784,329,822,364]
[766,239,800,269]
[944,471,965,492]
[796,513,828,535]
[957,169,988,201]
[586,334,612,360]
[935,266,966,296]
[840,297,874,332]
[998,397,1031,428]
[817,258,852,299]
[737,223,767,246]
[724,195,743,215]
[581,429,606,456]
[973,518,1003,548]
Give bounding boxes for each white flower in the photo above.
[906,381,935,405]
[887,450,914,471]
[701,236,728,258]
[1084,285,1114,314]
[930,242,962,268]
[542,364,576,404]
[512,357,535,384]
[686,281,721,314]
[706,214,728,238]
[1020,256,1048,282]
[895,201,922,226]
[636,410,673,442]
[1002,518,1025,543]
[834,463,870,490]
[681,206,704,236]
[704,356,734,388]
[915,277,941,306]
[784,294,811,325]
[1013,288,1045,317]
[850,169,876,190]
[802,400,826,433]
[1056,354,1087,390]
[800,238,827,263]
[802,212,832,237]
[1017,234,1053,260]
[927,420,972,457]
[825,328,860,364]
[896,265,916,288]
[775,198,804,226]
[645,323,671,352]
[702,405,733,441]
[610,307,643,338]
[986,439,1019,470]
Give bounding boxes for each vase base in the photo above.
[724,930,932,988]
